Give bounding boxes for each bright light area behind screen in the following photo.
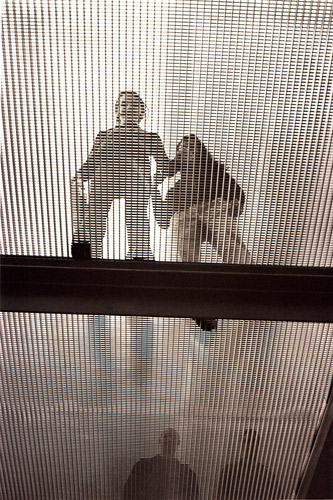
[1,0,332,264]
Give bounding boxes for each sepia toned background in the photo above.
[1,1,332,499]
[1,313,332,499]
[1,0,332,265]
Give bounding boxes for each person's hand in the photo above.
[71,172,84,197]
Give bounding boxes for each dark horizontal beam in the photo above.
[1,255,332,321]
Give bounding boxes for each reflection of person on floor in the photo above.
[218,429,281,500]
[151,134,250,331]
[71,91,173,260]
[123,428,200,500]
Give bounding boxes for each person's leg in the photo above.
[171,206,203,263]
[71,194,92,257]
[170,206,218,331]
[125,192,154,260]
[73,196,112,259]
[191,202,219,331]
[204,199,253,264]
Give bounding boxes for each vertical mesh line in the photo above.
[1,313,333,498]
[1,0,332,264]
[273,1,321,265]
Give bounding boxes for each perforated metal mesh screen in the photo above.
[1,2,333,499]
[1,0,332,265]
[1,313,332,500]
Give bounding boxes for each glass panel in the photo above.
[1,312,332,499]
[1,0,332,265]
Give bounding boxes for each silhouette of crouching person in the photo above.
[123,428,200,500]
[151,134,251,330]
[151,135,248,262]
[71,91,174,259]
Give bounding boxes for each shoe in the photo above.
[193,318,218,331]
[71,241,91,259]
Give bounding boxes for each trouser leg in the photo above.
[201,198,253,264]
[72,198,112,259]
[125,196,154,260]
[170,208,203,263]
[206,219,253,264]
[168,207,217,330]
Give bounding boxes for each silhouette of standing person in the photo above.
[218,429,281,500]
[123,428,200,500]
[71,91,172,260]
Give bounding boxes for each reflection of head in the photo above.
[175,134,213,172]
[115,91,146,124]
[243,428,258,458]
[159,428,180,459]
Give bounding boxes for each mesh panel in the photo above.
[1,312,332,499]
[1,2,332,498]
[1,0,332,265]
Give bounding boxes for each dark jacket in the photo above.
[123,454,201,500]
[152,158,245,229]
[76,125,174,200]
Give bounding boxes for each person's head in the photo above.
[115,91,146,125]
[159,428,180,459]
[242,428,258,458]
[175,134,212,171]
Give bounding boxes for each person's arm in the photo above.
[216,164,245,217]
[152,134,178,184]
[71,132,102,231]
[123,461,143,500]
[226,174,245,217]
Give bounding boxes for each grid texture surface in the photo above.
[1,0,332,265]
[1,313,332,499]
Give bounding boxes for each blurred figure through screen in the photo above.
[218,429,282,500]
[123,428,200,500]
